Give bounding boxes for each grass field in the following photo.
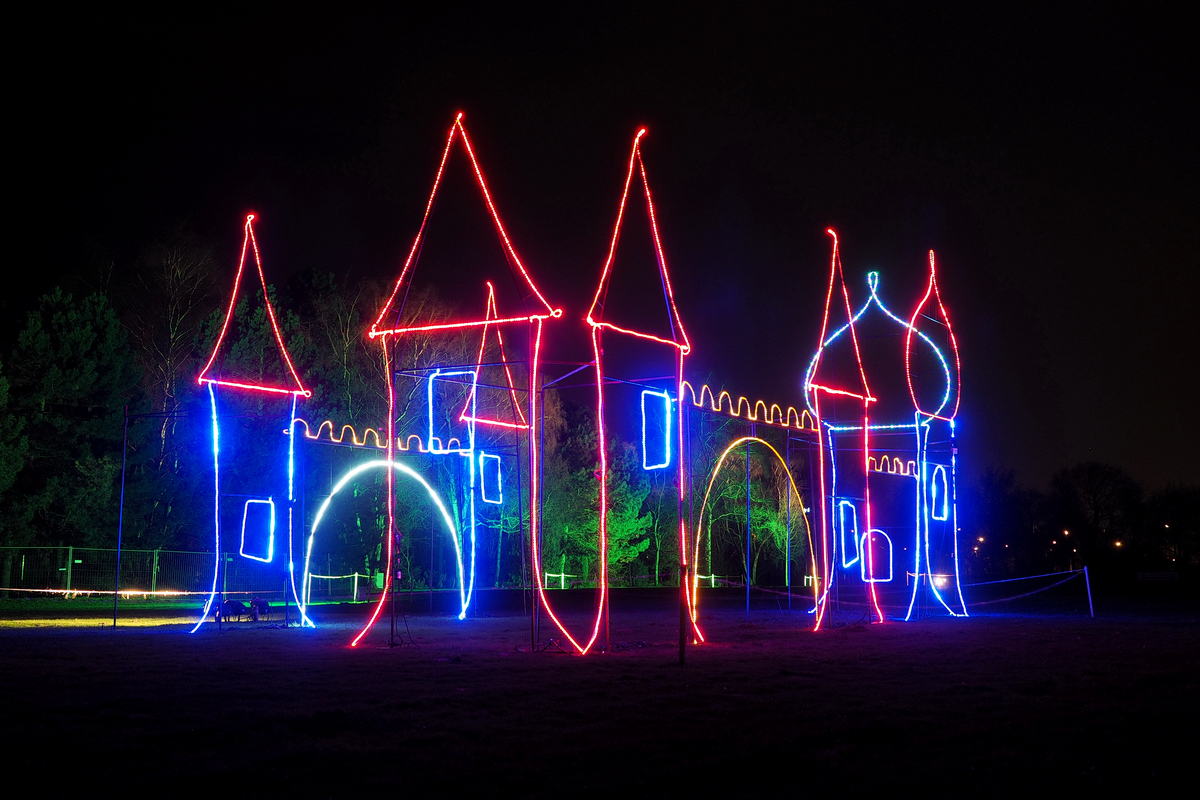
[2,590,1197,795]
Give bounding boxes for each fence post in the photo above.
[745,434,751,622]
[113,405,130,628]
[151,549,159,594]
[66,546,73,594]
[1084,566,1094,618]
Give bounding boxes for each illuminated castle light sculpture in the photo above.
[214,115,971,648]
[805,233,966,624]
[192,214,312,632]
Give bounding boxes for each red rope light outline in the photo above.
[197,214,310,397]
[585,128,690,353]
[905,250,962,421]
[536,128,692,655]
[807,230,882,628]
[862,415,884,619]
[807,229,873,405]
[459,283,530,430]
[369,113,562,339]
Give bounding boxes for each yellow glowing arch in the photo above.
[689,436,818,642]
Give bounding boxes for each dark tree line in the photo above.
[962,463,1199,584]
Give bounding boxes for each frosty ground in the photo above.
[2,593,1196,795]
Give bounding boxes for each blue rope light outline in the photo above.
[640,388,672,470]
[931,464,949,521]
[860,530,894,582]
[239,498,276,563]
[806,272,967,623]
[479,452,503,504]
[804,272,953,417]
[838,500,859,568]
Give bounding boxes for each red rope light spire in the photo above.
[586,128,691,354]
[197,214,310,397]
[370,113,562,338]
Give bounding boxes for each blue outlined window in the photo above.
[240,498,276,563]
[860,529,893,583]
[839,500,859,568]
[641,389,672,470]
[427,368,478,454]
[930,464,949,521]
[479,452,503,505]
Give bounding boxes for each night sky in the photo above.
[21,8,1198,489]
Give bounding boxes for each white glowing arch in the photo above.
[299,459,468,625]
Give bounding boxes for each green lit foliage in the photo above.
[701,441,806,586]
[643,466,678,585]
[541,396,651,587]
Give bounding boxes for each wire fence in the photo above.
[1,545,1097,620]
[0,546,296,598]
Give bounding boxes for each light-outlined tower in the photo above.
[193,214,311,632]
[805,236,966,625]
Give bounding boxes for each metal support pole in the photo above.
[745,432,751,621]
[1084,566,1094,618]
[678,392,687,666]
[429,497,435,612]
[513,437,528,619]
[218,552,225,632]
[537,374,545,647]
[786,433,792,614]
[390,531,398,646]
[112,406,129,628]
